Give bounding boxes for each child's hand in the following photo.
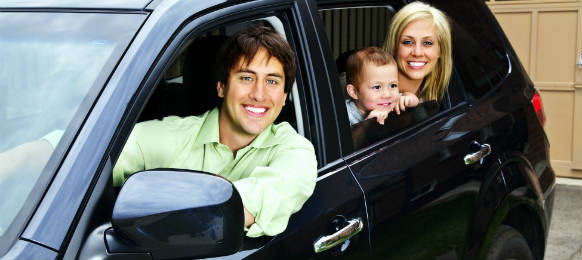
[366,109,391,125]
[395,92,420,115]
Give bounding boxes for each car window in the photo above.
[318,3,494,151]
[0,12,143,241]
[319,6,395,59]
[139,17,304,135]
[318,4,446,151]
[432,1,509,102]
[113,13,310,251]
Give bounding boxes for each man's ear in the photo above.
[217,81,225,98]
[282,92,288,106]
[346,84,359,100]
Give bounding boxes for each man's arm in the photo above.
[112,126,148,187]
[232,135,317,237]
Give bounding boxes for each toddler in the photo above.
[345,47,418,126]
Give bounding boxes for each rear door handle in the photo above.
[464,142,491,165]
[313,217,363,253]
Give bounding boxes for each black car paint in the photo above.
[0,0,555,259]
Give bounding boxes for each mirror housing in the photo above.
[110,169,244,259]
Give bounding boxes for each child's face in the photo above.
[348,63,399,114]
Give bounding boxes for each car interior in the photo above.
[96,17,303,251]
[137,18,302,136]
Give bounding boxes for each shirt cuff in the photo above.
[233,178,266,237]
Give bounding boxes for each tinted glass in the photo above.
[431,0,509,101]
[319,6,394,60]
[0,12,143,239]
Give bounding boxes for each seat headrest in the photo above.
[183,36,229,115]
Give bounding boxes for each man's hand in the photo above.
[244,207,255,228]
[395,92,420,115]
[366,109,391,125]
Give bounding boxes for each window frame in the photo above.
[111,2,317,158]
[315,2,476,154]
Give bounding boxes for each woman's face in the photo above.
[396,18,440,81]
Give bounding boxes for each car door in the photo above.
[315,0,513,258]
[64,0,371,259]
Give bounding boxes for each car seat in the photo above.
[139,36,228,121]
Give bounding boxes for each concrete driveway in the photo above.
[544,178,582,260]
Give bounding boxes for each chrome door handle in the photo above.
[464,142,491,165]
[313,217,363,253]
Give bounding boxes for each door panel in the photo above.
[345,108,488,259]
[240,162,371,259]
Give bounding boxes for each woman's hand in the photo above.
[395,92,420,115]
[366,109,391,125]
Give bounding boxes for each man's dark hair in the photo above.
[216,26,296,93]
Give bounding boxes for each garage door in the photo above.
[488,0,582,178]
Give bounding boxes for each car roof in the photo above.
[0,0,154,10]
[0,0,248,11]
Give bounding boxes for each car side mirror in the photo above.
[108,169,244,259]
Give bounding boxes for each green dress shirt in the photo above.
[113,107,317,237]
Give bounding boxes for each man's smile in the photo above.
[243,104,269,116]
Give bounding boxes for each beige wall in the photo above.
[487,0,582,178]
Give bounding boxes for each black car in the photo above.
[0,0,555,259]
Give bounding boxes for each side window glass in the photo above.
[319,7,394,59]
[0,12,144,244]
[433,1,509,102]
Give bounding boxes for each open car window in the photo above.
[139,17,303,136]
[318,3,470,152]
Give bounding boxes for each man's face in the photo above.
[217,47,288,139]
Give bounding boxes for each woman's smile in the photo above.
[397,19,440,81]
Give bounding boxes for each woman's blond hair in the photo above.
[383,1,452,102]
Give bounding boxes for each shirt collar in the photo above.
[247,123,278,149]
[195,106,279,149]
[195,107,221,146]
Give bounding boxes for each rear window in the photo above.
[432,0,509,101]
[318,0,509,152]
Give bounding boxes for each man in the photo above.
[112,26,317,237]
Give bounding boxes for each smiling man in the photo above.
[112,26,317,237]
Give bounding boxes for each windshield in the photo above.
[0,11,144,238]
